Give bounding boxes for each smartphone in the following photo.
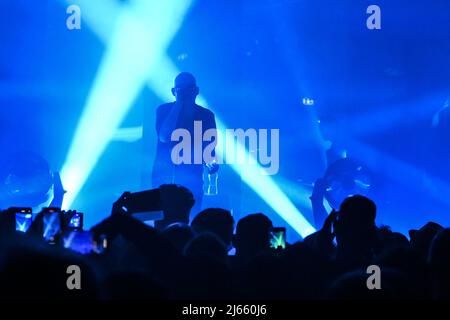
[64,211,83,230]
[63,230,107,255]
[42,207,62,243]
[269,227,287,249]
[118,189,161,215]
[14,207,33,233]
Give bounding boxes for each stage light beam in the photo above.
[60,0,194,208]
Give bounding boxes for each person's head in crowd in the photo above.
[162,223,196,254]
[233,213,273,261]
[375,225,409,253]
[191,208,234,249]
[156,184,195,230]
[409,221,443,259]
[183,232,228,265]
[429,228,450,299]
[180,233,232,300]
[334,195,377,260]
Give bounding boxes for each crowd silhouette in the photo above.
[0,183,449,300]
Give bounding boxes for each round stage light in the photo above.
[0,151,54,211]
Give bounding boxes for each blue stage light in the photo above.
[303,97,315,106]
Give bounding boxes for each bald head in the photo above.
[172,72,199,104]
[174,72,196,88]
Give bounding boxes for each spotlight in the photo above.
[0,152,54,212]
[302,97,315,106]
